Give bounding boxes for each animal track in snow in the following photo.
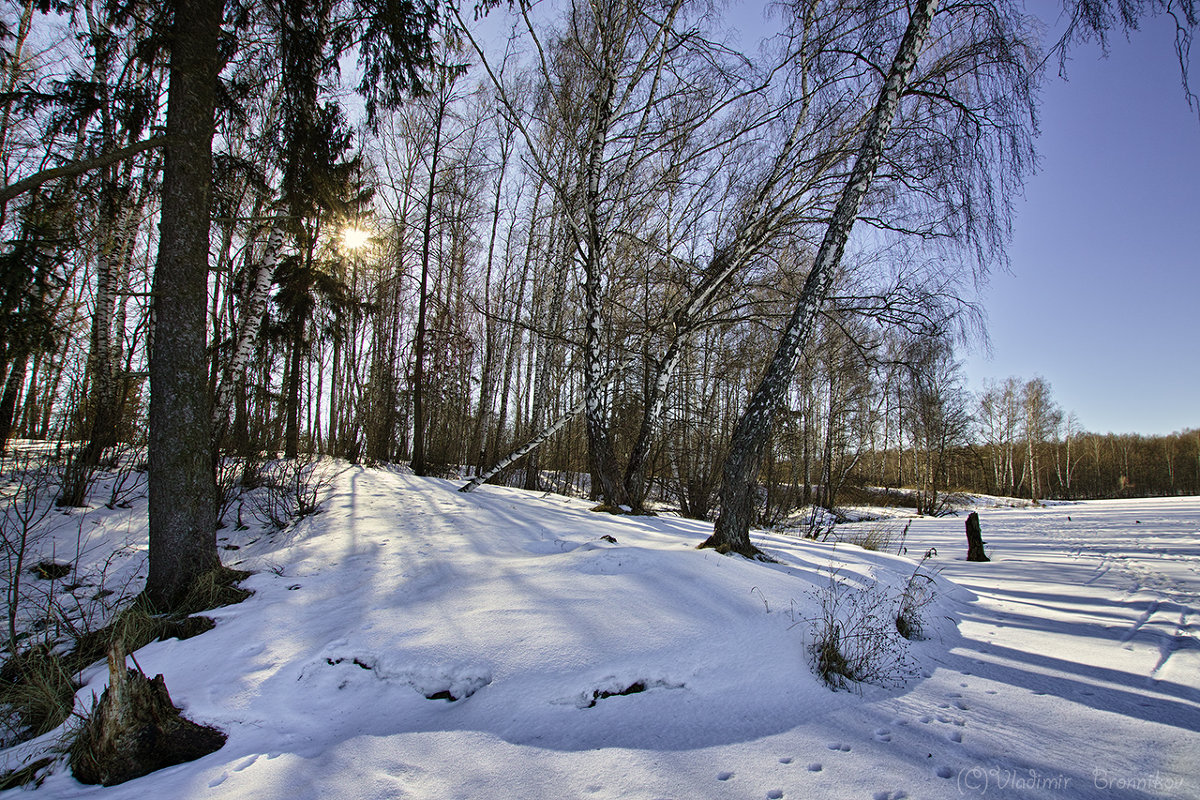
[233,754,259,772]
[778,756,793,764]
[947,730,963,743]
[573,548,653,575]
[807,763,823,772]
[766,790,784,799]
[716,771,734,781]
[936,766,954,779]
[874,728,892,742]
[826,741,851,752]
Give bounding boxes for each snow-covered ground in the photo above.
[2,466,1197,799]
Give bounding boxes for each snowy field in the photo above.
[2,466,1197,799]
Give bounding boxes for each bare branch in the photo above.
[0,137,172,205]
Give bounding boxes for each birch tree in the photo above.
[702,0,943,555]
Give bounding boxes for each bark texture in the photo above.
[146,0,223,609]
[211,225,283,440]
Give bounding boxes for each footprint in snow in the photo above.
[947,730,963,743]
[873,791,908,800]
[936,766,954,779]
[954,699,970,710]
[716,772,734,781]
[767,790,784,799]
[807,763,823,772]
[208,772,229,788]
[233,754,259,772]
[874,728,892,742]
[826,742,851,752]
[778,756,793,764]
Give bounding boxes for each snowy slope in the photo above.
[2,466,1197,799]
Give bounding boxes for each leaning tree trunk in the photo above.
[701,0,941,556]
[146,0,223,611]
[462,359,634,494]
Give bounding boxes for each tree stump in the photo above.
[965,511,989,562]
[68,641,225,786]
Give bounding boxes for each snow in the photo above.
[3,465,1198,799]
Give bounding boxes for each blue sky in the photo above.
[961,12,1200,436]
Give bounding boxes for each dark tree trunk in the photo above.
[283,312,304,459]
[411,92,445,477]
[701,0,940,557]
[965,511,989,562]
[0,350,26,452]
[145,0,223,610]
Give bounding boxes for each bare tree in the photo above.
[1020,375,1061,504]
[703,0,945,556]
[902,336,971,515]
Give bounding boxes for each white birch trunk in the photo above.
[704,0,942,555]
[211,226,283,436]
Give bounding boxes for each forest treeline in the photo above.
[0,0,1194,567]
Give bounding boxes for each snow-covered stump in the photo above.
[68,641,225,786]
[965,511,989,562]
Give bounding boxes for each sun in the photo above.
[341,226,372,250]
